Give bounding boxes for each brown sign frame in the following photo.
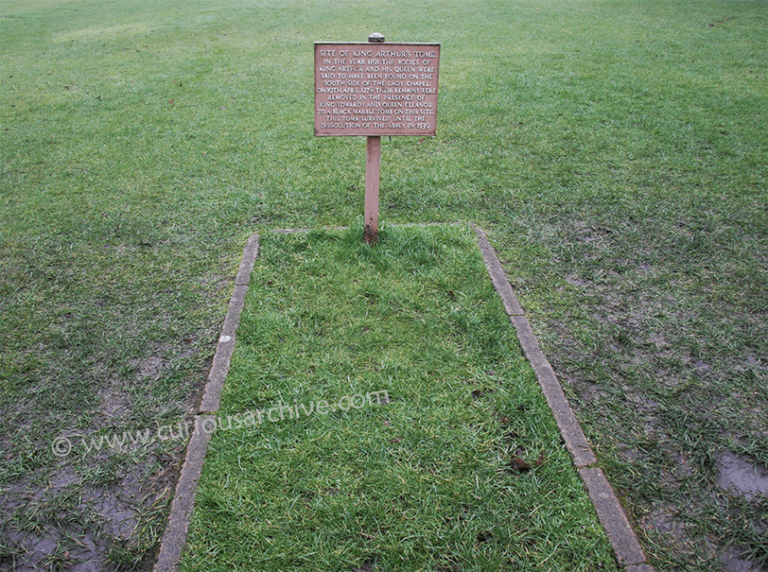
[314,42,441,137]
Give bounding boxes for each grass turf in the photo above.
[178,225,617,571]
[1,0,766,569]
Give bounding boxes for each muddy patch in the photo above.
[138,355,166,382]
[565,275,591,289]
[0,449,181,572]
[720,546,767,572]
[716,452,768,500]
[641,506,686,543]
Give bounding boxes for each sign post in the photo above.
[314,33,441,243]
[364,131,381,243]
[364,32,384,243]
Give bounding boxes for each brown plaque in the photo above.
[314,42,440,137]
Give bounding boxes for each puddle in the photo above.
[716,452,768,500]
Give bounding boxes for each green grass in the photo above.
[1,0,767,569]
[179,225,617,571]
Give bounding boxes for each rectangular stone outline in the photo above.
[154,225,653,571]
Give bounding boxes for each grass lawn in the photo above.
[1,0,767,570]
[178,225,618,571]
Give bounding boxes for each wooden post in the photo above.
[363,32,385,244]
[364,135,381,243]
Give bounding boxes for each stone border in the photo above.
[199,234,260,414]
[152,416,214,572]
[154,225,653,571]
[153,235,260,572]
[471,224,652,571]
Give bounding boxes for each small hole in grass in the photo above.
[476,530,494,544]
[471,388,492,399]
[352,560,376,572]
[617,330,632,346]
